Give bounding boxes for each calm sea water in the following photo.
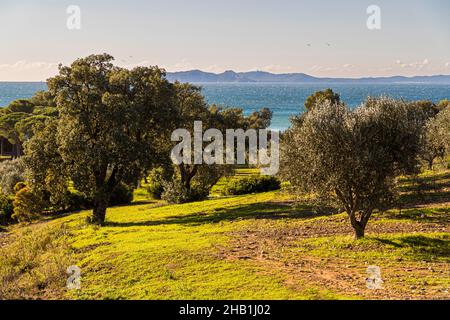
[1,82,449,130]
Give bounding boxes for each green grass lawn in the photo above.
[0,168,449,300]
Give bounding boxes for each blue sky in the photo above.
[0,0,449,80]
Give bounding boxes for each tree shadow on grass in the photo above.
[396,172,450,208]
[382,207,450,226]
[397,192,450,209]
[398,172,450,188]
[105,201,329,228]
[373,235,450,260]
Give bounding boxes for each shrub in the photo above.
[0,193,14,225]
[0,159,26,195]
[146,168,166,199]
[66,191,93,211]
[223,176,281,195]
[12,187,46,222]
[161,180,209,204]
[109,183,134,206]
[0,224,73,299]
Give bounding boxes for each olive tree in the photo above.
[280,98,425,239]
[432,106,450,153]
[166,83,272,201]
[0,158,25,195]
[419,105,450,169]
[25,54,175,225]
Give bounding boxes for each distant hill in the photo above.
[166,70,450,84]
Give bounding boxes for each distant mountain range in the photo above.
[166,70,450,84]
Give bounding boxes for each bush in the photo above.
[223,175,281,195]
[161,180,209,204]
[66,191,93,211]
[0,159,26,195]
[146,168,166,199]
[109,183,134,206]
[12,187,46,222]
[0,193,14,225]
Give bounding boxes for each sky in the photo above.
[0,0,449,81]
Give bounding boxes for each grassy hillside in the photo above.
[0,168,449,300]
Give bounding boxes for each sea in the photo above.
[1,82,449,130]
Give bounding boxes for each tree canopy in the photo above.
[280,97,426,239]
[25,53,176,224]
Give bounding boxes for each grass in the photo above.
[0,168,449,300]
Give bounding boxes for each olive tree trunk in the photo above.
[348,210,372,240]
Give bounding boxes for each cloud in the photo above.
[342,64,355,69]
[395,58,430,69]
[0,60,58,71]
[256,65,295,73]
[310,64,355,72]
[445,62,450,68]
[0,60,59,81]
[119,60,152,69]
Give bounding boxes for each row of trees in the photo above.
[1,54,271,225]
[1,54,449,239]
[280,90,450,239]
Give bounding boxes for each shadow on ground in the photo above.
[373,235,450,260]
[382,207,450,225]
[105,201,330,228]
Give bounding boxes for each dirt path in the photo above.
[217,202,450,300]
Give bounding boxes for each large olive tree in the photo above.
[25,54,175,224]
[280,97,425,239]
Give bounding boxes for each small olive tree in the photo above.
[0,158,26,195]
[280,97,425,239]
[419,105,450,169]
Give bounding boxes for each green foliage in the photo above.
[146,168,166,199]
[304,88,340,112]
[0,193,14,225]
[32,106,58,117]
[0,159,26,195]
[1,168,449,299]
[26,54,175,224]
[6,99,35,114]
[29,90,56,108]
[170,84,272,200]
[419,111,448,169]
[281,97,427,239]
[0,112,29,146]
[410,100,441,119]
[0,224,73,299]
[109,183,134,206]
[437,99,450,111]
[65,191,93,211]
[223,175,281,195]
[161,180,209,204]
[12,187,46,222]
[15,114,52,141]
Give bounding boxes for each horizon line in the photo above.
[2,70,450,83]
